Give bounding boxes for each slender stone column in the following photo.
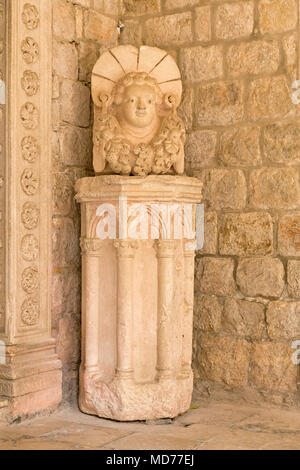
[156,240,176,379]
[181,244,195,376]
[81,239,102,375]
[114,240,136,379]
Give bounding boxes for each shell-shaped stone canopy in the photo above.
[92,45,183,107]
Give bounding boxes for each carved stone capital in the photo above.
[114,239,138,257]
[80,238,104,256]
[155,239,177,258]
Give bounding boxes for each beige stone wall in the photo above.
[52,0,300,405]
[51,0,119,401]
[119,0,300,405]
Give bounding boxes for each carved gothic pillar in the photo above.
[156,240,176,380]
[0,0,62,420]
[76,175,202,421]
[181,245,196,377]
[114,240,136,379]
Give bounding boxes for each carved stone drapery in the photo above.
[0,0,61,420]
[76,175,202,421]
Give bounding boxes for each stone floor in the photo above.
[0,395,300,450]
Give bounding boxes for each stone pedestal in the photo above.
[75,175,202,421]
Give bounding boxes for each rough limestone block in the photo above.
[219,212,273,256]
[145,13,193,47]
[195,81,244,126]
[218,126,261,167]
[236,258,285,298]
[287,261,300,298]
[223,299,265,340]
[185,131,217,169]
[249,168,300,210]
[247,75,292,120]
[215,1,254,40]
[278,214,300,256]
[198,169,247,211]
[180,45,223,82]
[226,40,280,77]
[266,301,300,340]
[195,257,236,296]
[258,0,297,34]
[194,295,222,333]
[197,334,251,388]
[250,342,297,392]
[263,123,300,165]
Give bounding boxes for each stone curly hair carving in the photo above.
[113,72,163,106]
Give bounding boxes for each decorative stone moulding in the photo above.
[92,45,185,177]
[76,175,202,421]
[0,0,62,421]
[77,44,202,421]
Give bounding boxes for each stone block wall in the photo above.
[51,0,119,402]
[119,0,300,405]
[52,0,300,406]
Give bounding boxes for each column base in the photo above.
[79,366,193,421]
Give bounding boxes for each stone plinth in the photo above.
[75,175,202,421]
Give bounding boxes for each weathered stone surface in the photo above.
[53,40,78,81]
[57,316,81,364]
[185,131,217,169]
[198,169,247,210]
[180,45,223,82]
[195,81,244,126]
[278,214,300,256]
[283,33,297,66]
[227,40,280,76]
[250,342,297,392]
[58,126,92,167]
[197,334,251,388]
[94,0,119,15]
[236,258,285,298]
[266,301,300,340]
[52,268,81,325]
[216,1,254,40]
[60,79,90,128]
[52,217,80,268]
[263,123,300,165]
[178,87,193,132]
[218,126,261,167]
[258,0,297,34]
[195,6,211,42]
[247,76,292,120]
[223,299,265,340]
[198,211,217,255]
[122,0,161,15]
[219,212,273,256]
[165,0,198,9]
[53,0,75,41]
[249,168,300,210]
[287,261,300,298]
[194,295,222,333]
[78,41,99,82]
[83,10,117,45]
[119,20,142,47]
[195,257,235,296]
[145,13,193,47]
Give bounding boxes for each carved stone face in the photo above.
[119,83,157,129]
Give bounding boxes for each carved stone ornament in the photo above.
[21,70,39,96]
[21,3,40,30]
[21,37,39,64]
[21,266,39,294]
[21,297,39,326]
[92,45,185,176]
[21,234,39,261]
[21,201,39,229]
[20,102,39,129]
[21,168,39,195]
[21,135,40,163]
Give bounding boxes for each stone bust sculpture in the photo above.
[91,45,185,176]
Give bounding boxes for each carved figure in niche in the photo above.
[92,45,185,176]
